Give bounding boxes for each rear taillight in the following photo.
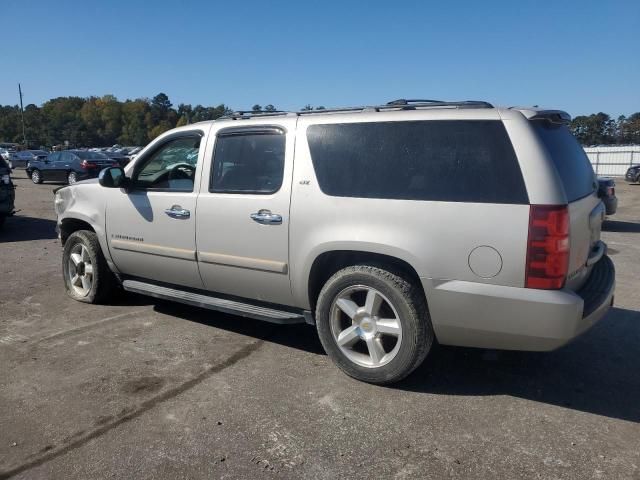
[607,186,615,196]
[525,205,570,289]
[80,160,97,169]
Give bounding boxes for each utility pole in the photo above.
[18,83,27,147]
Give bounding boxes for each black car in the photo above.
[625,164,640,183]
[0,156,15,228]
[103,151,130,167]
[10,150,49,170]
[597,177,617,216]
[27,150,117,185]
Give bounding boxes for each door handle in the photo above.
[165,205,190,219]
[250,209,282,225]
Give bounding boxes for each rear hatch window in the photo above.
[532,121,596,202]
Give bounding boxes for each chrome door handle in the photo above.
[165,205,190,218]
[250,209,282,225]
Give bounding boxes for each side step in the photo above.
[122,280,306,325]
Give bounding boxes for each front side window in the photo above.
[210,130,285,194]
[133,136,201,191]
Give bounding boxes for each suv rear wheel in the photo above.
[315,265,433,384]
[62,230,116,303]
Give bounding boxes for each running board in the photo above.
[122,279,306,325]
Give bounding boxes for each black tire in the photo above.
[315,265,434,384]
[62,230,117,304]
[67,171,77,185]
[31,169,43,184]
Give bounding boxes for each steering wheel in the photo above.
[167,162,196,181]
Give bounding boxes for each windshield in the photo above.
[532,121,596,202]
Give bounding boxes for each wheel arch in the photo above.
[307,250,423,313]
[59,217,95,244]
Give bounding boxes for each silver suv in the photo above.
[54,99,615,384]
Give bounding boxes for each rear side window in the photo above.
[211,131,285,194]
[306,120,528,204]
[532,121,596,202]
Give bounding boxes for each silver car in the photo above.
[54,99,615,384]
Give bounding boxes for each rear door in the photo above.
[532,120,603,290]
[40,152,60,180]
[195,119,296,306]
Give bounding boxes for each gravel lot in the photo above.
[1,175,639,479]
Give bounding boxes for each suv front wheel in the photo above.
[62,230,116,303]
[315,265,434,384]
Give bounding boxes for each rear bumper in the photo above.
[423,255,615,351]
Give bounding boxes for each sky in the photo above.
[1,0,639,117]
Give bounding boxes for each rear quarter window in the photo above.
[532,121,596,202]
[306,120,528,204]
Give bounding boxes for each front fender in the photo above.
[56,184,117,272]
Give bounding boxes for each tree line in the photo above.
[0,92,637,148]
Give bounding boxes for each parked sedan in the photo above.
[597,177,617,216]
[626,164,640,184]
[27,150,116,185]
[103,151,130,167]
[10,150,49,170]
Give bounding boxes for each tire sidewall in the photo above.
[62,231,100,303]
[316,267,429,384]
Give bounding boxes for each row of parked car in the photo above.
[4,147,141,185]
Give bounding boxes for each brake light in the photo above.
[525,205,570,289]
[80,159,97,169]
[607,186,615,197]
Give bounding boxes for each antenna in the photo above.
[18,83,27,147]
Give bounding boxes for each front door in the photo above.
[106,131,207,289]
[196,120,296,306]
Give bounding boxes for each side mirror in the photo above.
[99,166,128,189]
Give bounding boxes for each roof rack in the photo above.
[221,99,494,120]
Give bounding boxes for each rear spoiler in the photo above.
[510,108,571,124]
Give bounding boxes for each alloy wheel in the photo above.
[67,243,93,296]
[329,285,403,368]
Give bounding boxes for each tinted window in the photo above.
[210,131,285,194]
[48,152,60,162]
[532,121,596,202]
[59,152,74,162]
[134,136,200,191]
[306,120,527,204]
[75,151,109,160]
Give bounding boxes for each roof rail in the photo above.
[221,99,494,120]
[386,99,494,108]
